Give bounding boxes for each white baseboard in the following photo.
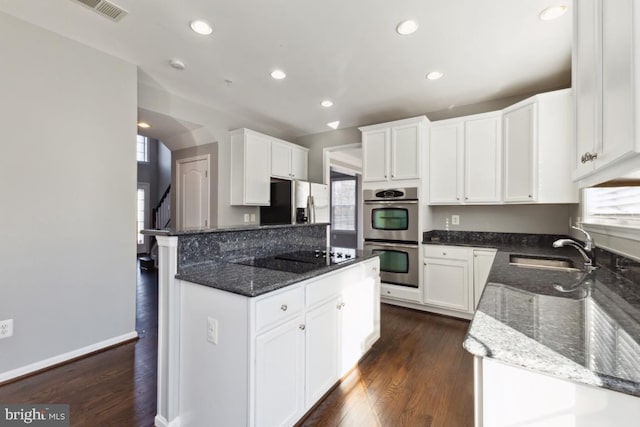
[0,331,138,383]
[155,415,181,427]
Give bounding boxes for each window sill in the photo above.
[581,221,640,243]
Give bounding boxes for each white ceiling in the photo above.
[0,0,572,142]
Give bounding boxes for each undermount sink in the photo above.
[509,254,582,272]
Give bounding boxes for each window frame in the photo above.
[581,187,640,243]
[137,135,149,163]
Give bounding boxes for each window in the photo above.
[137,188,145,245]
[137,135,148,162]
[331,179,356,231]
[583,186,640,228]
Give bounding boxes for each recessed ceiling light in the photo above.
[190,20,213,35]
[321,100,333,108]
[426,71,444,80]
[327,121,340,129]
[169,59,186,70]
[270,69,287,80]
[137,122,151,129]
[539,5,568,21]
[396,20,419,35]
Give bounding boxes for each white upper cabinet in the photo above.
[429,121,463,203]
[429,112,501,205]
[503,89,577,204]
[230,128,271,206]
[360,116,428,183]
[271,139,309,181]
[573,0,640,184]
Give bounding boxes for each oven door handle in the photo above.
[364,200,418,205]
[364,241,419,249]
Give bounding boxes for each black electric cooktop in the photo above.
[235,247,357,274]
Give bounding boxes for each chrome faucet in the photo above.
[552,226,597,271]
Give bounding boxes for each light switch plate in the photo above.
[207,317,218,345]
[451,215,460,225]
[0,319,14,339]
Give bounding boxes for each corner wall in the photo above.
[0,13,137,378]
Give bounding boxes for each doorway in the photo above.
[330,170,358,248]
[176,155,210,230]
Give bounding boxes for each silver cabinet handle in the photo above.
[337,302,343,310]
[581,152,598,163]
[281,304,288,311]
[528,194,532,198]
[442,252,447,256]
[299,324,305,330]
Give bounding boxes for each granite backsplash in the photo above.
[177,223,328,272]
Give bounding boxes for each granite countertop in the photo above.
[142,222,330,237]
[175,248,378,297]
[438,231,640,397]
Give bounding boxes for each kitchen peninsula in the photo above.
[428,231,640,426]
[146,223,380,427]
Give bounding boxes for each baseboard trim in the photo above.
[155,415,181,427]
[0,331,138,385]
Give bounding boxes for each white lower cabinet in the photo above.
[177,258,380,427]
[256,315,305,427]
[304,297,340,406]
[477,357,640,427]
[421,245,496,317]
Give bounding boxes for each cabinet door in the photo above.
[503,103,536,202]
[271,141,291,179]
[429,123,463,204]
[465,116,502,203]
[305,298,340,408]
[573,0,600,179]
[600,0,635,167]
[290,147,308,180]
[245,133,272,205]
[391,123,420,180]
[363,129,389,182]
[473,250,496,309]
[423,257,471,312]
[255,316,305,427]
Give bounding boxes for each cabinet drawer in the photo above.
[423,245,472,260]
[306,264,360,308]
[256,286,304,332]
[380,283,421,302]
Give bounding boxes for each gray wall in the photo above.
[171,143,220,228]
[430,204,575,235]
[296,127,361,183]
[0,13,137,376]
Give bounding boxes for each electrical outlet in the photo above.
[207,317,218,345]
[243,214,250,223]
[451,215,460,225]
[250,213,256,222]
[0,319,14,339]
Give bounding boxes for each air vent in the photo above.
[71,0,128,22]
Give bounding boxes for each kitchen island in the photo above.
[145,223,380,427]
[434,231,640,426]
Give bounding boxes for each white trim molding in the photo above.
[0,331,138,383]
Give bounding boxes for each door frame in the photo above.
[322,143,363,249]
[176,154,211,230]
[137,182,151,254]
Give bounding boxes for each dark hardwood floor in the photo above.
[0,267,474,427]
[0,263,158,426]
[299,305,474,427]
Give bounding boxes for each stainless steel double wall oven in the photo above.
[364,188,419,288]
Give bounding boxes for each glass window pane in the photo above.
[331,179,356,231]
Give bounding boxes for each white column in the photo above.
[155,236,181,427]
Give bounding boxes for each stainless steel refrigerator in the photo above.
[260,180,329,225]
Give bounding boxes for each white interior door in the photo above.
[177,157,210,230]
